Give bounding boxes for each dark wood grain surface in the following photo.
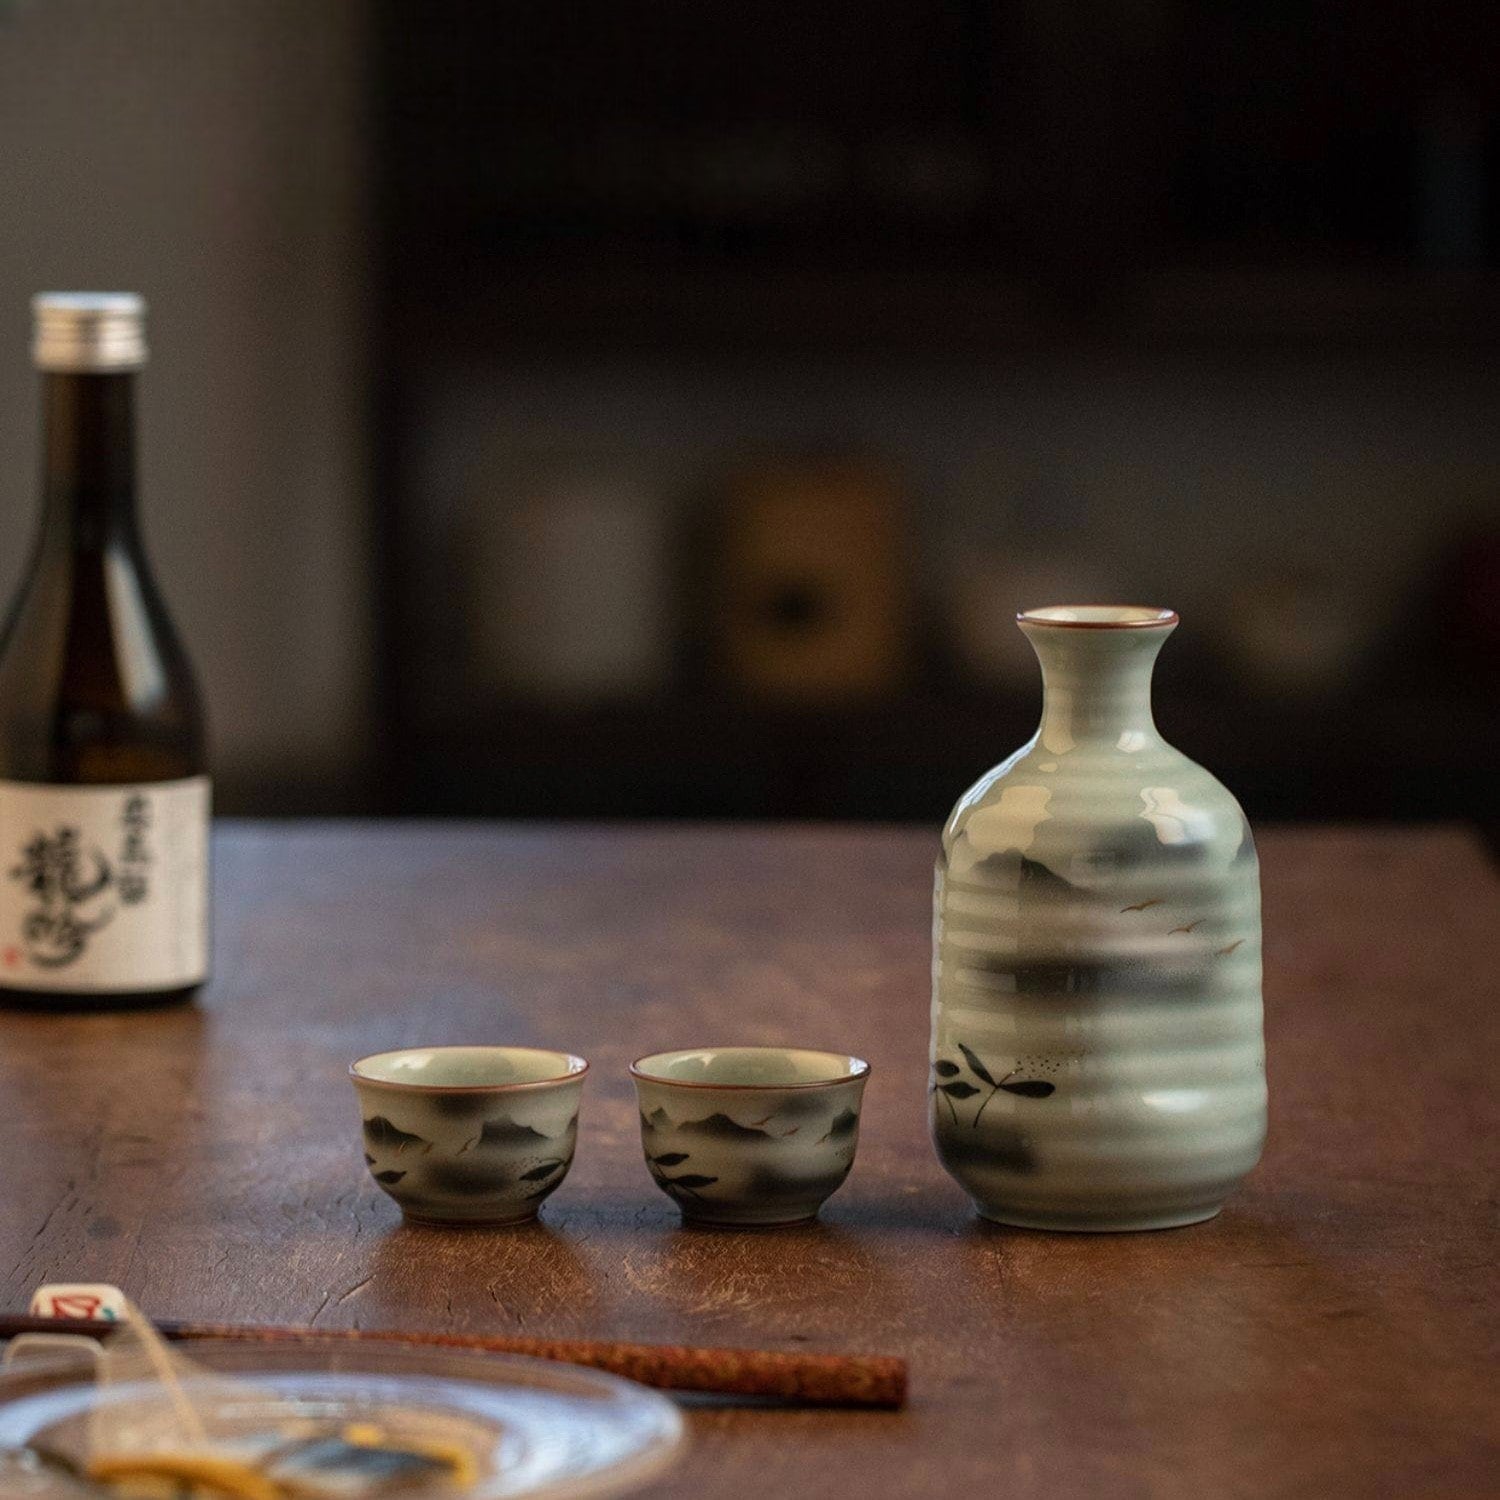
[1,823,1495,1498]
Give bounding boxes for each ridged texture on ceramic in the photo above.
[931,615,1266,1230]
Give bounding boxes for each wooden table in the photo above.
[1,823,1495,1498]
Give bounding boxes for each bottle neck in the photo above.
[39,371,139,548]
[1023,624,1171,754]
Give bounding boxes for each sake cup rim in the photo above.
[630,1045,871,1090]
[350,1045,589,1093]
[1017,604,1178,629]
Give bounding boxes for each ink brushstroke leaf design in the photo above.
[1000,1080,1055,1098]
[958,1043,997,1088]
[932,1045,1060,1127]
[937,1081,981,1099]
[646,1149,718,1197]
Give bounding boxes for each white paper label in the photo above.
[0,777,209,992]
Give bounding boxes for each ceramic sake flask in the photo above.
[931,605,1266,1231]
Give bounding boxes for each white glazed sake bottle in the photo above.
[931,605,1265,1230]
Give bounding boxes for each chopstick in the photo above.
[0,1314,906,1410]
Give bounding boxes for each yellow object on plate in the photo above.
[87,1428,479,1498]
[88,1452,281,1499]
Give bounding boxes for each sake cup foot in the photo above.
[400,1207,543,1229]
[678,1209,821,1230]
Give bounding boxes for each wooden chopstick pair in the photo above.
[0,1314,906,1410]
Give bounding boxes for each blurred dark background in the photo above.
[2,1,1498,827]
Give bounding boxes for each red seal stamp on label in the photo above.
[28,1283,126,1322]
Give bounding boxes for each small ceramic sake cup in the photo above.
[631,1047,870,1227]
[350,1046,587,1226]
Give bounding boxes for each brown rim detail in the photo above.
[1016,605,1178,630]
[630,1046,871,1090]
[349,1045,590,1093]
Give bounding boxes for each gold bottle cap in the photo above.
[31,292,147,373]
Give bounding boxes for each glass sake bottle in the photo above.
[0,294,209,1007]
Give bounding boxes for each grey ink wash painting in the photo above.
[931,608,1266,1232]
[634,1060,868,1228]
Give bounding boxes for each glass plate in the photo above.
[0,1337,685,1499]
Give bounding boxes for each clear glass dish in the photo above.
[0,1337,685,1499]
